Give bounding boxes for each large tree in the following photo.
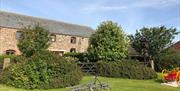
[18,25,51,57]
[129,26,178,60]
[88,21,129,61]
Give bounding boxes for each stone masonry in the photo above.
[0,11,94,55]
[0,26,90,55]
[0,27,21,55]
[48,34,89,53]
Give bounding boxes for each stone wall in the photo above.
[48,34,89,53]
[0,27,89,55]
[0,27,21,55]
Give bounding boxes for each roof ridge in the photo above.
[0,10,94,37]
[0,10,94,30]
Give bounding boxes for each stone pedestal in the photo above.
[3,58,11,69]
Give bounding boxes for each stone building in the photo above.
[0,11,94,55]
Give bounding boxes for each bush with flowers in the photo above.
[162,67,180,86]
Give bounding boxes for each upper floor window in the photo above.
[51,34,56,42]
[71,37,76,44]
[16,31,22,39]
[6,50,15,55]
[70,48,76,53]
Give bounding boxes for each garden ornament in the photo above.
[161,67,180,87]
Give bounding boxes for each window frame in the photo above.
[50,34,56,42]
[6,50,15,55]
[16,31,22,40]
[70,37,76,44]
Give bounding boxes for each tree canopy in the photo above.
[88,21,129,61]
[129,26,178,59]
[18,25,51,57]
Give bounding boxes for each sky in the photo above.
[0,0,180,42]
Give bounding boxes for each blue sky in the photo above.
[0,0,180,42]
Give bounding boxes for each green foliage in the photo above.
[96,60,157,79]
[0,51,83,89]
[13,55,28,63]
[17,25,51,57]
[63,52,82,61]
[129,26,178,58]
[155,49,180,71]
[0,55,16,64]
[63,52,89,62]
[88,21,129,61]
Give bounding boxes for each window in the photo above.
[6,50,15,55]
[16,31,22,39]
[70,37,76,44]
[70,48,76,52]
[51,34,56,42]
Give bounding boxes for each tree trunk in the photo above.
[150,60,154,70]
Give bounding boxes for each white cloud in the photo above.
[82,5,128,13]
[81,0,180,13]
[133,0,180,8]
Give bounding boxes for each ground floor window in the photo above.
[6,50,15,55]
[70,48,76,52]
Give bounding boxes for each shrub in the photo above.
[155,50,180,72]
[13,55,28,63]
[0,55,16,65]
[0,51,83,89]
[88,21,129,61]
[64,52,89,62]
[96,60,157,79]
[18,25,51,57]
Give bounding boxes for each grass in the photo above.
[0,75,179,91]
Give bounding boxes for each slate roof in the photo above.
[0,11,94,37]
[128,46,140,55]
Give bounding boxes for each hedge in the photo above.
[63,52,89,62]
[96,60,157,79]
[155,51,180,72]
[0,51,83,89]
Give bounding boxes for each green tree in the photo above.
[88,21,129,61]
[129,26,178,60]
[18,25,51,57]
[155,48,180,71]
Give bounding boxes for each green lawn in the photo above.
[0,76,179,91]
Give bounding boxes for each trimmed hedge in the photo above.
[0,51,83,89]
[96,61,157,79]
